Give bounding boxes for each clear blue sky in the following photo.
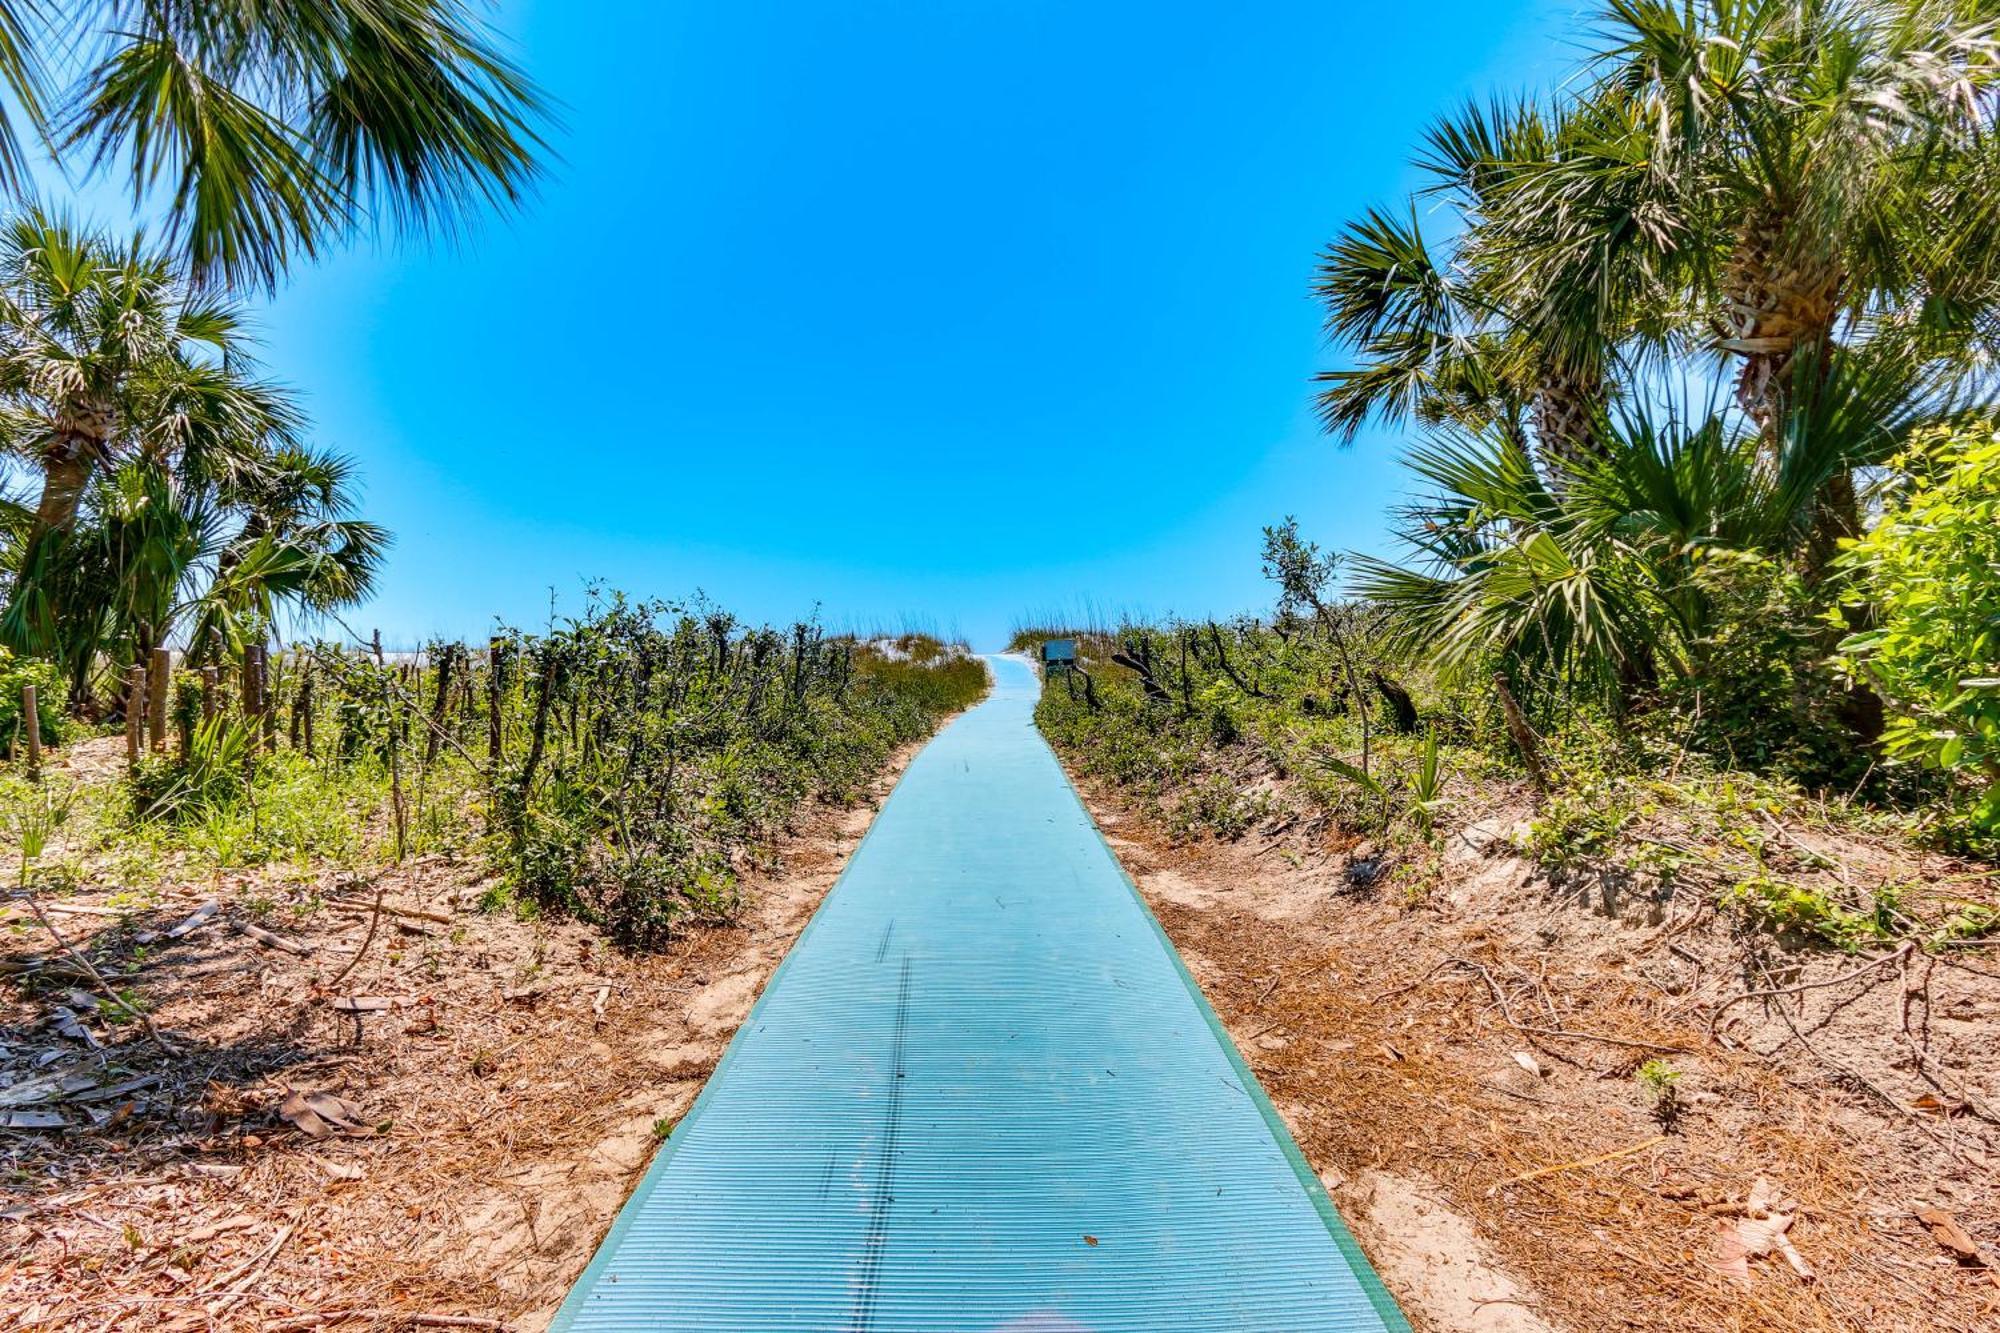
[231,1,1584,649]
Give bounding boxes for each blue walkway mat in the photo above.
[551,654,1407,1332]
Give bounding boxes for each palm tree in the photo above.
[0,212,342,693]
[1311,98,1640,473]
[0,210,299,658]
[192,444,390,659]
[0,1,547,288]
[1482,0,2000,564]
[1318,1,2000,551]
[1349,337,1966,709]
[0,211,297,533]
[17,440,387,701]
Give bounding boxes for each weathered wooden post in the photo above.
[487,636,506,764]
[125,665,145,769]
[375,630,408,860]
[424,640,456,764]
[299,669,316,758]
[148,647,171,753]
[242,644,265,722]
[200,666,219,722]
[22,684,40,780]
[260,648,278,751]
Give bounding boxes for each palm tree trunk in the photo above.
[30,434,99,539]
[1720,204,1845,427]
[1530,361,1606,480]
[1,433,101,662]
[2,412,113,679]
[1801,466,1862,584]
[1719,203,1853,576]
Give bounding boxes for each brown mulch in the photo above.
[0,747,914,1333]
[1081,779,2000,1333]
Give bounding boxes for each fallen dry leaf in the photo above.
[1915,1208,1992,1268]
[1711,1177,1814,1286]
[1911,1092,1971,1118]
[332,996,402,1013]
[278,1088,367,1139]
[310,1155,366,1181]
[164,899,220,940]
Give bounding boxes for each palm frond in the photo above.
[64,0,553,288]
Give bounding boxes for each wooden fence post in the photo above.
[487,636,506,763]
[200,666,219,722]
[242,644,264,723]
[260,648,278,751]
[125,666,145,769]
[375,630,408,860]
[299,669,316,758]
[421,644,445,767]
[148,647,171,754]
[22,684,40,780]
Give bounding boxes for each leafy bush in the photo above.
[129,716,254,821]
[1656,550,1866,789]
[1834,423,2000,836]
[1031,618,1440,842]
[0,649,68,751]
[494,602,987,946]
[1725,873,1893,952]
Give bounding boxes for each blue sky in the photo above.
[211,1,1583,648]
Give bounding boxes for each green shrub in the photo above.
[1658,549,1867,789]
[0,650,68,752]
[1523,787,1631,869]
[1834,423,2000,837]
[493,607,986,946]
[1725,872,1890,951]
[129,716,255,821]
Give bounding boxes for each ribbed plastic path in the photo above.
[551,655,1407,1332]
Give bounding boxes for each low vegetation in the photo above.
[5,600,984,948]
[489,606,987,944]
[0,604,983,1327]
[1019,498,1998,953]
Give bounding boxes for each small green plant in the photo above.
[652,1116,676,1141]
[129,716,256,822]
[1636,1059,1683,1131]
[1316,753,1390,830]
[1407,729,1449,844]
[1524,788,1631,870]
[101,986,149,1024]
[1935,903,1999,944]
[1726,873,1888,951]
[10,781,74,883]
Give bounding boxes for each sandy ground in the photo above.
[1,740,919,1332]
[1079,776,2000,1333]
[10,728,1997,1331]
